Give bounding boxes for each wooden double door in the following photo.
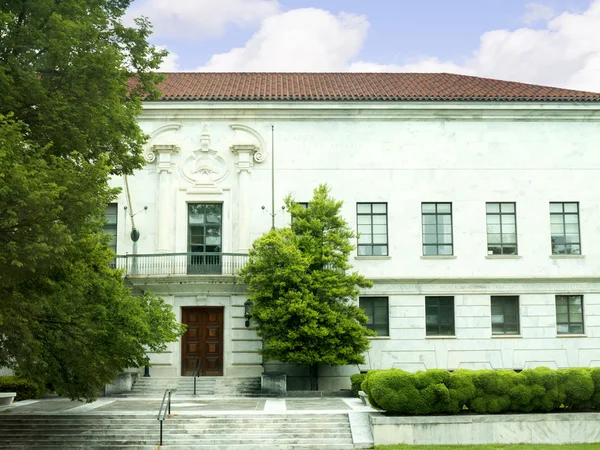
[181,307,224,376]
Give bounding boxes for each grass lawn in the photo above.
[377,445,600,450]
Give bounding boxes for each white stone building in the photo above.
[108,73,600,390]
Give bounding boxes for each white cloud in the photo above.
[126,0,280,39]
[468,1,600,90]
[156,46,180,72]
[522,2,555,25]
[352,0,600,91]
[178,0,600,92]
[349,57,473,75]
[199,8,368,72]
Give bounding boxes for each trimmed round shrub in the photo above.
[588,367,600,409]
[447,369,476,413]
[350,373,367,397]
[559,368,594,409]
[0,376,43,401]
[358,366,600,415]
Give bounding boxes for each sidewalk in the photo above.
[0,396,377,416]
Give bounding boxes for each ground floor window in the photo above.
[556,295,584,334]
[359,297,389,336]
[491,296,520,335]
[425,296,455,336]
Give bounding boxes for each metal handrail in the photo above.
[193,359,201,395]
[114,252,249,277]
[157,388,174,446]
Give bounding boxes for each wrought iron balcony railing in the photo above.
[114,252,249,276]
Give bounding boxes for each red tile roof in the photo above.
[151,72,600,102]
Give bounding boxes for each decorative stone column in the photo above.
[231,144,260,252]
[153,144,179,253]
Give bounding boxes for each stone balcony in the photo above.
[114,252,249,277]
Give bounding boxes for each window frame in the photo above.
[421,202,453,256]
[187,203,223,254]
[550,202,581,255]
[491,296,520,335]
[356,202,389,256]
[103,203,118,255]
[555,295,584,335]
[486,202,518,255]
[359,297,389,337]
[425,296,455,336]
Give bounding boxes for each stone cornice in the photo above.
[140,101,600,122]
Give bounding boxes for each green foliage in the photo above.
[0,376,43,401]
[351,373,367,397]
[361,367,600,414]
[0,2,184,401]
[239,185,374,387]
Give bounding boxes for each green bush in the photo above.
[0,376,43,401]
[360,366,600,415]
[351,373,367,397]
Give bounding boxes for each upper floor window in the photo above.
[103,203,118,254]
[556,295,584,334]
[425,296,455,336]
[486,203,517,255]
[188,203,222,254]
[359,297,389,336]
[422,203,453,255]
[491,296,520,335]
[550,202,581,254]
[357,203,388,256]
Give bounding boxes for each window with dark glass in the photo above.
[556,295,584,334]
[425,296,455,336]
[359,297,389,336]
[550,202,581,254]
[188,203,222,274]
[486,203,517,255]
[103,203,118,254]
[422,203,453,255]
[357,203,388,256]
[491,296,519,335]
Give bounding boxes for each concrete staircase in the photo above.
[128,377,264,397]
[0,413,357,449]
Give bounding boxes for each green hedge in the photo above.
[0,376,43,401]
[358,367,600,415]
[351,373,367,397]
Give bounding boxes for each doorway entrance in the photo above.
[181,307,224,376]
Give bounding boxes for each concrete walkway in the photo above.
[0,396,380,449]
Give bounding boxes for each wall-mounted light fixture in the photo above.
[244,299,253,328]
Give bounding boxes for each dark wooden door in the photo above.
[181,307,224,376]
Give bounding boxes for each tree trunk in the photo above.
[309,363,319,391]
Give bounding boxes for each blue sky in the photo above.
[125,0,600,91]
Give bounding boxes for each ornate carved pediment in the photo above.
[181,125,229,188]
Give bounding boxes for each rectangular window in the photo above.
[422,203,453,255]
[556,295,584,334]
[491,296,520,335]
[425,296,455,336]
[550,202,581,255]
[103,203,118,254]
[188,203,223,274]
[359,297,389,336]
[357,203,388,256]
[486,203,517,255]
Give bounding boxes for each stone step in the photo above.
[0,413,355,449]
[0,422,350,430]
[3,443,354,450]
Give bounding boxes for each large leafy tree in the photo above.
[0,1,183,400]
[240,185,374,390]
